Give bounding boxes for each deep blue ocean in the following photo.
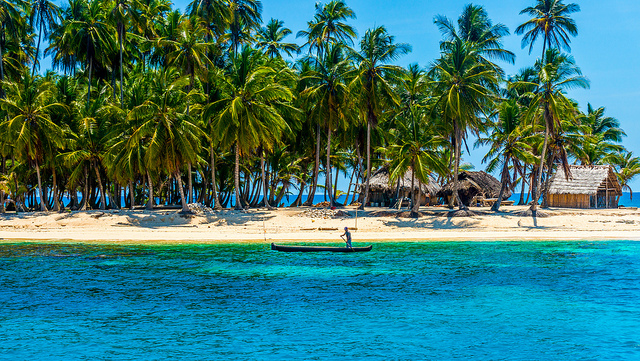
[1,241,639,360]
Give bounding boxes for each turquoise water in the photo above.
[1,241,639,360]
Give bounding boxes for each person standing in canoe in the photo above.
[341,227,352,248]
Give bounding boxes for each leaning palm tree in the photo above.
[207,48,293,210]
[510,49,589,213]
[430,38,500,211]
[516,0,580,56]
[0,69,65,211]
[350,25,411,209]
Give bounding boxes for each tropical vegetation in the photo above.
[0,0,637,214]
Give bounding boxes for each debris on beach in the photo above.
[296,208,352,219]
[313,201,330,208]
[187,203,215,214]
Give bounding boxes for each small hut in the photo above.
[546,165,621,209]
[365,166,441,207]
[436,171,511,206]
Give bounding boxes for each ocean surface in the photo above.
[1,241,639,360]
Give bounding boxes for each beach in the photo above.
[1,206,639,244]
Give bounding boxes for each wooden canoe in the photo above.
[270,243,372,253]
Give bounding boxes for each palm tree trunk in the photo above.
[412,180,422,215]
[291,181,305,207]
[326,127,333,207]
[492,159,510,212]
[343,165,356,206]
[119,24,124,105]
[188,162,193,204]
[129,179,134,210]
[234,144,243,210]
[174,171,190,213]
[260,148,273,209]
[453,122,466,210]
[32,15,43,76]
[35,160,47,212]
[541,150,555,208]
[87,56,93,104]
[333,164,340,203]
[93,161,106,210]
[360,120,371,210]
[52,167,60,212]
[518,166,527,205]
[304,123,322,206]
[532,108,551,213]
[210,144,222,210]
[146,170,154,210]
[80,166,89,210]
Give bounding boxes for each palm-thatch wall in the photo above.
[547,165,621,208]
[436,171,511,206]
[364,166,441,206]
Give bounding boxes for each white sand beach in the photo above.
[0,205,638,244]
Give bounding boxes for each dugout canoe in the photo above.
[270,243,372,253]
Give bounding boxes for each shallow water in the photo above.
[0,241,639,360]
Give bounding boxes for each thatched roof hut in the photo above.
[363,166,442,206]
[368,166,441,195]
[547,165,621,208]
[436,171,511,206]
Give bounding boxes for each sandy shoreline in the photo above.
[0,205,639,244]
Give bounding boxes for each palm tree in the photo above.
[608,151,640,202]
[430,38,500,211]
[510,49,589,213]
[386,68,447,214]
[129,68,203,213]
[109,0,134,105]
[302,44,352,207]
[0,0,27,92]
[256,18,298,59]
[434,3,515,68]
[70,0,115,104]
[207,48,293,210]
[30,0,60,75]
[226,0,262,55]
[351,25,411,209]
[0,70,65,211]
[476,99,536,211]
[297,0,356,205]
[161,18,212,115]
[580,103,626,143]
[297,0,356,57]
[516,0,580,56]
[63,87,115,210]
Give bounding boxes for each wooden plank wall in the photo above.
[549,194,590,208]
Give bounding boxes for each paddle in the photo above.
[340,234,353,251]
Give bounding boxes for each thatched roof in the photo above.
[548,165,621,196]
[436,171,511,200]
[366,166,441,195]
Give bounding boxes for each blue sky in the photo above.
[46,0,640,189]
